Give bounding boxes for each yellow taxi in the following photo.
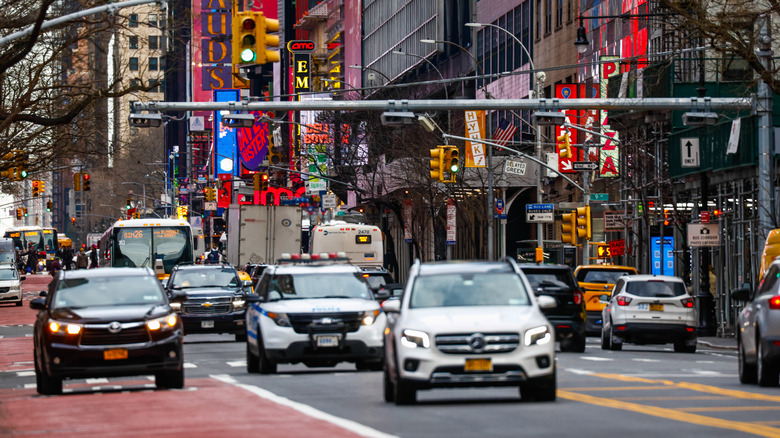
[237,270,254,294]
[574,264,637,334]
[760,228,780,279]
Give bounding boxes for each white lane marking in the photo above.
[23,383,36,389]
[632,358,661,363]
[86,378,109,384]
[696,361,715,364]
[211,374,398,438]
[580,357,613,361]
[184,363,197,368]
[226,361,246,367]
[565,368,594,375]
[16,371,35,377]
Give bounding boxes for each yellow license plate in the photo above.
[464,358,492,372]
[104,348,128,360]
[649,303,664,311]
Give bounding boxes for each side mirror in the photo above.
[30,297,46,310]
[245,293,263,303]
[39,291,47,297]
[375,289,391,301]
[731,286,751,302]
[169,290,187,300]
[242,280,253,288]
[382,297,401,313]
[537,295,557,309]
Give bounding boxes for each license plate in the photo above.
[104,348,128,360]
[649,304,664,312]
[201,320,214,328]
[464,358,492,372]
[316,335,339,347]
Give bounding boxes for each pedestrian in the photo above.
[76,247,88,269]
[25,243,37,274]
[89,244,98,269]
[207,247,220,264]
[49,257,62,277]
[62,246,74,270]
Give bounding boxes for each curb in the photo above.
[697,340,737,351]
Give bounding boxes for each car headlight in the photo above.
[361,309,381,326]
[232,297,246,310]
[400,329,430,349]
[524,326,552,346]
[266,311,291,327]
[48,319,82,335]
[169,302,182,312]
[147,314,178,331]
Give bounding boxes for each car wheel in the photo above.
[600,327,610,350]
[15,299,22,307]
[738,337,757,384]
[356,359,383,371]
[570,334,586,353]
[155,369,184,389]
[394,378,416,405]
[235,331,247,342]
[673,341,697,353]
[36,369,62,395]
[520,368,556,402]
[757,336,779,387]
[257,332,277,375]
[246,340,260,373]
[608,324,622,351]
[383,366,395,403]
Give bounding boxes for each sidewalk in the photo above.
[697,336,737,351]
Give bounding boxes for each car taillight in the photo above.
[573,290,583,305]
[769,296,780,309]
[616,296,632,306]
[681,297,695,308]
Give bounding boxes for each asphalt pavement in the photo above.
[698,335,737,350]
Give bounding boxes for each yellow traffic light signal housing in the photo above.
[23,207,28,217]
[256,13,280,64]
[233,12,259,65]
[15,208,21,220]
[46,200,52,212]
[15,151,28,180]
[126,198,132,210]
[82,173,91,191]
[74,172,82,191]
[561,210,577,245]
[260,173,269,191]
[429,146,445,182]
[444,145,459,183]
[556,132,572,159]
[1,152,15,180]
[32,180,40,197]
[204,187,213,202]
[576,205,592,240]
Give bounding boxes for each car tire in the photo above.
[608,324,622,351]
[738,337,757,384]
[257,332,277,375]
[383,366,395,403]
[235,331,247,342]
[600,327,610,350]
[15,299,22,307]
[520,368,556,402]
[36,369,62,395]
[568,334,586,353]
[394,378,416,405]
[356,359,383,371]
[155,369,184,389]
[246,341,260,373]
[757,337,779,387]
[673,341,697,354]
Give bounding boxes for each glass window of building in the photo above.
[129,57,139,71]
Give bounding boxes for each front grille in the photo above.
[435,332,520,354]
[0,287,10,293]
[182,296,232,315]
[80,325,150,345]
[287,312,363,334]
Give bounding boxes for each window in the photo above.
[130,78,140,87]
[149,35,158,50]
[129,14,138,27]
[556,0,563,28]
[128,36,138,49]
[545,0,552,34]
[535,0,541,39]
[148,14,158,27]
[129,57,138,71]
[149,57,158,71]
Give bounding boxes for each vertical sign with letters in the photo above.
[464,110,486,167]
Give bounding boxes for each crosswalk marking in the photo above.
[226,361,246,367]
[184,363,197,368]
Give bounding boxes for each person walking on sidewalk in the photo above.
[76,247,88,269]
[89,244,98,269]
[24,243,37,274]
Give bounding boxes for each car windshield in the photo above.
[363,274,390,290]
[625,280,687,297]
[0,269,18,280]
[53,275,166,308]
[0,252,14,264]
[410,273,530,308]
[580,269,633,284]
[267,273,371,300]
[523,270,576,289]
[171,269,239,288]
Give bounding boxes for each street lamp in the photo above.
[392,50,450,132]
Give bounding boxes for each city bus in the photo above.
[42,227,59,260]
[309,221,384,269]
[4,226,45,252]
[98,218,198,280]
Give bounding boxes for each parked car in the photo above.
[383,259,557,405]
[0,264,24,306]
[165,263,253,341]
[30,268,184,395]
[601,275,697,352]
[517,263,586,352]
[734,258,780,386]
[245,254,385,373]
[574,265,638,334]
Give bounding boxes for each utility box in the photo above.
[226,205,302,267]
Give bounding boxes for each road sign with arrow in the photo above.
[572,161,598,171]
[681,137,700,168]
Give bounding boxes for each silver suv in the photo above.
[382,259,557,405]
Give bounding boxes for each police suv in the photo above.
[245,253,385,373]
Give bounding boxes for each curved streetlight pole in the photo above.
[348,65,400,99]
[392,50,450,132]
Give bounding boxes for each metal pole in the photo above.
[757,14,774,240]
[535,76,544,253]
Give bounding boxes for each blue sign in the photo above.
[527,203,555,212]
[651,237,675,276]
[495,199,504,212]
[213,89,240,179]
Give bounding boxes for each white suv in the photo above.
[601,274,697,352]
[382,259,557,405]
[0,265,24,306]
[245,256,386,373]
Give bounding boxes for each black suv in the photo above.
[517,263,587,353]
[165,264,253,341]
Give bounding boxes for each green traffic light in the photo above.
[450,162,459,173]
[19,170,28,179]
[241,48,256,63]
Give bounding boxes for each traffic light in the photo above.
[46,200,52,212]
[233,12,260,65]
[70,217,76,225]
[664,209,671,226]
[596,244,611,258]
[74,172,82,191]
[556,132,572,159]
[576,205,592,240]
[15,208,21,220]
[0,152,15,180]
[82,173,90,191]
[32,180,40,197]
[429,146,445,182]
[15,151,28,180]
[444,145,459,183]
[256,13,280,64]
[259,173,269,191]
[204,187,213,202]
[23,208,28,217]
[561,210,577,245]
[126,198,132,210]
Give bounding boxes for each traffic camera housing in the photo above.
[222,113,256,128]
[129,113,163,128]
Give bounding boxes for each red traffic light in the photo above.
[242,18,255,30]
[83,173,90,181]
[261,173,269,182]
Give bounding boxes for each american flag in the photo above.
[492,118,517,147]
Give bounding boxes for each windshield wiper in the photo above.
[319,295,354,299]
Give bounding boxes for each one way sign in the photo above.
[681,137,700,168]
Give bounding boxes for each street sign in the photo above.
[590,193,608,202]
[604,211,626,231]
[204,201,217,211]
[504,160,526,175]
[687,223,720,247]
[609,239,626,256]
[321,194,337,209]
[495,199,504,213]
[526,203,554,223]
[681,137,700,168]
[700,211,710,224]
[572,161,598,171]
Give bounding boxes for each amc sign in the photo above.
[287,40,315,53]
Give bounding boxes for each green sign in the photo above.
[590,193,609,202]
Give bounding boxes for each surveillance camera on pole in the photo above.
[221,113,256,128]
[682,112,719,127]
[380,111,416,127]
[532,111,566,126]
[128,113,163,128]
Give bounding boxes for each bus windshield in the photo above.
[42,228,58,254]
[112,226,192,273]
[4,229,44,252]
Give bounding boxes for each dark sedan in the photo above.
[30,267,184,395]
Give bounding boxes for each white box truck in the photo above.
[226,204,302,267]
